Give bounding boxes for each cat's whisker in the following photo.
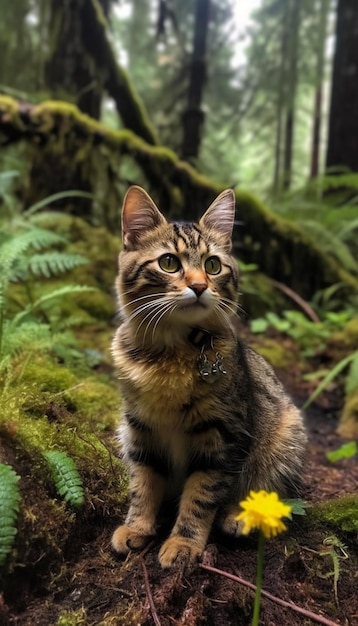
[121,292,168,311]
[151,302,177,343]
[133,301,168,340]
[125,296,169,323]
[133,298,174,342]
[142,300,175,345]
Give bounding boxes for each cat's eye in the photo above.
[158,254,181,273]
[204,256,221,275]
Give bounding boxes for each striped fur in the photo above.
[111,186,307,568]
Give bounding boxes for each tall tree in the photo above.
[180,0,211,161]
[282,0,302,191]
[310,0,330,179]
[326,0,358,172]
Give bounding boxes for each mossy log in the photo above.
[1,95,358,302]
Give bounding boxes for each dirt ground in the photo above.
[1,377,357,626]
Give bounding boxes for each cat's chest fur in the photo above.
[112,326,229,429]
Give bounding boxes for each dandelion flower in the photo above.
[236,490,292,539]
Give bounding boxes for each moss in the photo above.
[252,337,301,370]
[65,377,119,431]
[57,608,87,626]
[309,495,358,534]
[23,358,78,393]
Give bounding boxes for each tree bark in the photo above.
[283,0,301,191]
[326,0,358,172]
[310,0,330,179]
[181,0,211,162]
[46,0,158,145]
[273,4,289,196]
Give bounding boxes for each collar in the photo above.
[188,327,214,350]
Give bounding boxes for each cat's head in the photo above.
[117,186,239,345]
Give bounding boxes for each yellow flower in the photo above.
[236,490,292,539]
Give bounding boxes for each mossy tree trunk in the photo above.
[1,95,358,305]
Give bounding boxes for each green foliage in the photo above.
[326,442,357,463]
[272,177,358,276]
[303,350,358,409]
[0,463,21,566]
[43,451,85,510]
[284,498,307,516]
[250,309,352,356]
[0,184,95,373]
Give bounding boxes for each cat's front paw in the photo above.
[218,511,244,537]
[111,524,154,554]
[158,536,201,568]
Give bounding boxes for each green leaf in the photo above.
[283,498,307,516]
[326,442,357,463]
[250,318,268,333]
[303,352,356,409]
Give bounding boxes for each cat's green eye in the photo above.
[204,256,221,275]
[158,254,181,273]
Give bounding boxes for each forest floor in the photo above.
[2,339,358,626]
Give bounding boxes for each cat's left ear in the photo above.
[199,189,235,252]
[121,186,167,250]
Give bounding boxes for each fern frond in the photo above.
[0,229,67,291]
[44,451,85,509]
[24,190,93,217]
[12,285,96,327]
[0,321,53,365]
[0,463,21,566]
[298,220,357,273]
[12,252,88,281]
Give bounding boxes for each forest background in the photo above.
[0,1,358,625]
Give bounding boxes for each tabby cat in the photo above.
[111,186,306,568]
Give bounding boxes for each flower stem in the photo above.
[252,531,265,626]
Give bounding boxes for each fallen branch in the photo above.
[199,563,340,626]
[270,278,320,322]
[140,555,161,626]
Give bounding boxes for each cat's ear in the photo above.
[199,189,235,251]
[121,186,167,250]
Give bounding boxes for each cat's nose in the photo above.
[189,283,207,297]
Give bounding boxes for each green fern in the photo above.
[43,451,85,510]
[0,463,21,566]
[297,220,357,274]
[11,252,88,281]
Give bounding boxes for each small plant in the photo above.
[303,349,358,409]
[251,309,353,356]
[0,187,95,376]
[44,451,85,509]
[326,441,357,463]
[0,463,21,566]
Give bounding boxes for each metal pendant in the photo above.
[198,348,227,384]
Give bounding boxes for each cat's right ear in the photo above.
[121,186,167,250]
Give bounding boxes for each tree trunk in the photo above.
[46,0,158,145]
[45,0,106,120]
[181,0,211,162]
[326,0,358,172]
[283,0,301,191]
[273,3,289,196]
[310,0,330,180]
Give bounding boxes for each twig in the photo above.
[270,278,320,322]
[199,563,340,626]
[140,556,161,626]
